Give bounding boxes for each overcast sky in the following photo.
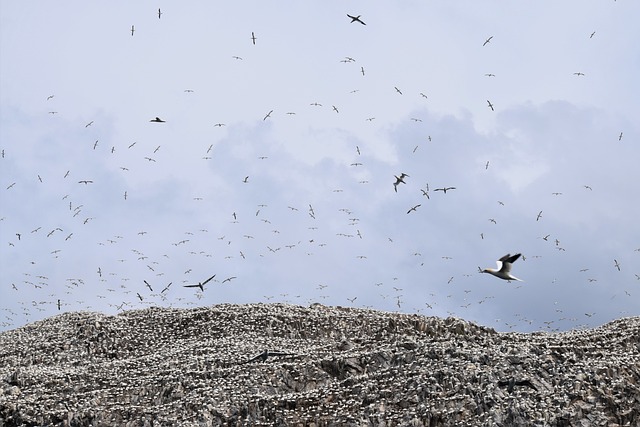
[1,1,639,333]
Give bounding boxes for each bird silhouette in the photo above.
[183,274,216,291]
[347,14,366,25]
[393,173,409,192]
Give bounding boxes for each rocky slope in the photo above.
[0,303,639,426]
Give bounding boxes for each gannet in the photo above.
[183,274,216,291]
[482,253,523,281]
[347,14,366,25]
[393,173,409,192]
[150,117,165,123]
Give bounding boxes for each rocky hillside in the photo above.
[0,304,639,426]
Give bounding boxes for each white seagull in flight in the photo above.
[481,253,523,281]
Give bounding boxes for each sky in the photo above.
[1,1,639,333]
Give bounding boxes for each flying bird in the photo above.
[347,14,366,25]
[434,186,456,193]
[483,36,493,46]
[482,253,523,282]
[131,25,135,36]
[183,274,216,291]
[158,8,162,19]
[263,110,273,120]
[393,173,409,192]
[536,211,543,221]
[614,259,621,271]
[407,204,421,214]
[487,100,494,111]
[150,117,165,123]
[251,32,257,45]
[574,72,585,76]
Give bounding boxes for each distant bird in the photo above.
[222,276,237,283]
[482,253,523,282]
[158,8,162,19]
[85,121,94,128]
[251,32,257,45]
[614,259,621,271]
[360,67,365,76]
[131,25,135,36]
[434,186,456,193]
[483,36,493,46]
[150,117,165,123]
[590,31,596,38]
[619,132,623,141]
[485,73,495,77]
[407,204,421,214]
[347,14,366,25]
[573,72,585,76]
[242,350,295,364]
[243,176,249,183]
[183,274,216,292]
[487,100,494,111]
[536,211,543,221]
[144,280,153,292]
[47,95,55,100]
[263,110,273,120]
[393,173,409,192]
[394,87,403,95]
[78,180,93,184]
[420,92,428,99]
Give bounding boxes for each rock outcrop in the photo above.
[1,303,639,426]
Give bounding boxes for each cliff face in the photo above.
[0,303,638,427]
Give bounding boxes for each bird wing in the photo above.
[498,253,521,273]
[202,274,216,285]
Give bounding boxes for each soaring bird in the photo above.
[131,25,135,36]
[483,36,493,46]
[393,173,409,192]
[487,100,494,111]
[251,32,257,45]
[347,14,366,25]
[183,274,216,291]
[482,253,523,281]
[150,117,165,123]
[434,186,456,193]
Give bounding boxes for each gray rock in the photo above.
[0,304,638,426]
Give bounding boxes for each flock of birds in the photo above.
[1,7,637,334]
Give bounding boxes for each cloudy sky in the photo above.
[1,1,639,333]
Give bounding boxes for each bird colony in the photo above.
[1,4,639,335]
[1,303,639,426]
